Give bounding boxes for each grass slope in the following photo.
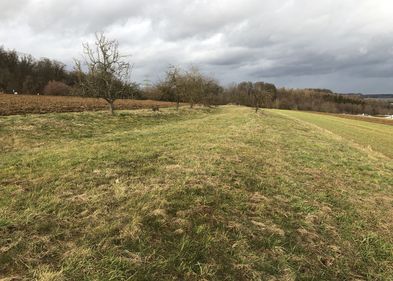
[275,109,393,159]
[1,106,393,280]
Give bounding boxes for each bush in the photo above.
[43,80,71,96]
[142,86,163,100]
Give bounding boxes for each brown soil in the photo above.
[0,93,179,115]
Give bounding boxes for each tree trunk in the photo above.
[108,100,115,115]
[255,106,259,113]
[190,102,194,109]
[176,100,179,111]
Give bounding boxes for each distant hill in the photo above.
[363,94,393,99]
[342,93,393,100]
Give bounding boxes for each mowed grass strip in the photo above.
[1,106,393,280]
[274,109,393,159]
[325,113,393,126]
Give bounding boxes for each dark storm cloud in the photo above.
[1,0,393,93]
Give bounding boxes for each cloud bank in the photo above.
[1,0,393,93]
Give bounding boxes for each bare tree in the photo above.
[185,67,204,108]
[156,66,221,108]
[168,66,184,110]
[253,82,269,113]
[238,81,254,109]
[237,81,276,113]
[75,32,135,114]
[200,77,222,107]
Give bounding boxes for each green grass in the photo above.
[1,106,393,280]
[274,109,393,159]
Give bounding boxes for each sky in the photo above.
[1,0,393,94]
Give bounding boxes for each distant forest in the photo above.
[1,46,392,115]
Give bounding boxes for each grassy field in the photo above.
[307,111,393,126]
[327,113,393,126]
[1,106,393,280]
[275,109,393,159]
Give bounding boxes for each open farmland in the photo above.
[1,106,393,280]
[0,93,178,115]
[333,114,393,126]
[276,109,393,159]
[315,112,393,126]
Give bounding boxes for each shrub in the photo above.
[43,80,71,96]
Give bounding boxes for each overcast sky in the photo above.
[1,0,393,94]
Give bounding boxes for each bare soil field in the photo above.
[0,93,178,115]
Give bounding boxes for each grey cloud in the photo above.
[1,0,393,93]
[0,0,29,21]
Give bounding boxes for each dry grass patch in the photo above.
[1,106,392,280]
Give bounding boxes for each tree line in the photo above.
[0,46,78,95]
[271,88,392,116]
[1,34,392,115]
[144,65,223,110]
